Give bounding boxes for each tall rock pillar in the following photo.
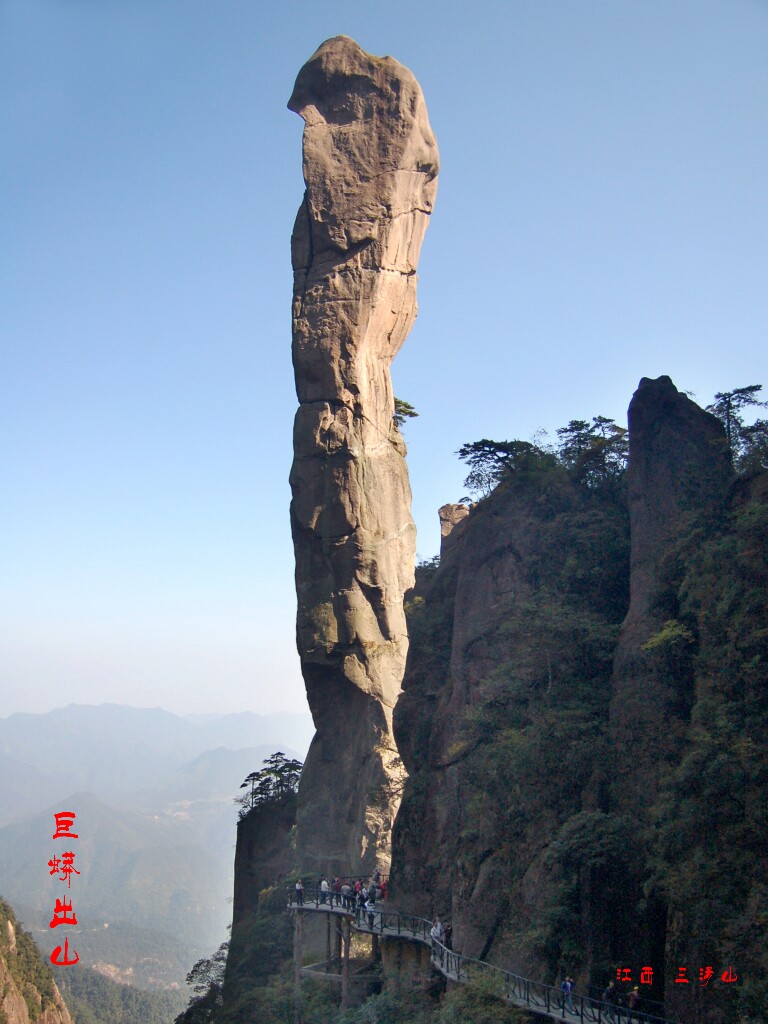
[610,375,732,807]
[608,376,732,982]
[288,36,438,876]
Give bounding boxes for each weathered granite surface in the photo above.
[392,377,735,1009]
[609,375,732,808]
[393,472,629,981]
[1,914,73,1024]
[288,36,438,875]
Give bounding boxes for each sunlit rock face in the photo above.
[288,35,438,876]
[1,912,74,1024]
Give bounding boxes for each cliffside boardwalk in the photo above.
[288,883,679,1024]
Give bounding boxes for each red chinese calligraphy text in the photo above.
[49,897,78,928]
[48,851,80,888]
[50,936,79,966]
[52,812,78,840]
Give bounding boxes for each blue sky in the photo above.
[3,0,767,717]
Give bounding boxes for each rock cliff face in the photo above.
[609,375,732,810]
[392,377,749,1018]
[0,900,73,1024]
[288,36,438,876]
[606,377,732,975]
[393,463,630,979]
[223,799,296,1015]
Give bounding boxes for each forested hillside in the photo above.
[213,377,767,1024]
[0,897,73,1024]
[392,377,768,1024]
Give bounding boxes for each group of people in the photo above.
[560,977,643,1020]
[294,879,654,1018]
[601,980,642,1018]
[293,869,387,912]
[292,873,458,945]
[429,918,453,950]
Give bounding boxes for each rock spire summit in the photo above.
[288,36,438,875]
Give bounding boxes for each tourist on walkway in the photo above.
[561,975,575,1013]
[320,877,329,904]
[602,981,619,1022]
[430,918,444,945]
[626,986,640,1021]
[295,879,304,906]
[365,896,376,929]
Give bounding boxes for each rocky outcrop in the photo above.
[609,375,732,808]
[392,377,739,1012]
[0,901,73,1024]
[606,376,732,999]
[288,36,438,876]
[393,464,630,982]
[438,503,470,563]
[223,798,296,1014]
[230,798,297,932]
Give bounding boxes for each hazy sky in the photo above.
[3,0,767,718]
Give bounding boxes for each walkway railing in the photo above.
[288,883,678,1024]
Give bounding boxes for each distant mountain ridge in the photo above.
[0,704,313,812]
[0,792,228,962]
[0,703,313,989]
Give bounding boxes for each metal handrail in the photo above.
[287,884,678,1024]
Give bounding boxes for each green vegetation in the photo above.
[456,438,558,497]
[174,939,229,1023]
[336,970,530,1024]
[457,414,627,499]
[53,965,187,1024]
[442,391,768,1018]
[186,388,767,1024]
[235,752,303,819]
[647,474,768,1022]
[393,397,419,430]
[178,755,302,1023]
[706,383,768,472]
[455,475,630,977]
[175,884,295,1024]
[219,885,294,1023]
[0,897,57,1021]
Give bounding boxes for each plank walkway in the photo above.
[288,886,679,1024]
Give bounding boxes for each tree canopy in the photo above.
[706,384,768,473]
[235,752,303,819]
[457,416,627,499]
[394,397,419,429]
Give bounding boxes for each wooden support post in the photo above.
[293,912,303,1024]
[341,917,351,1010]
[326,913,331,973]
[334,916,342,961]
